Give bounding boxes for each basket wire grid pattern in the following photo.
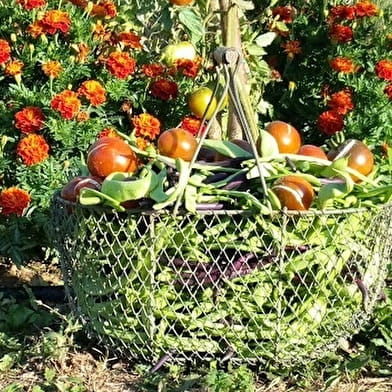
[51,196,391,367]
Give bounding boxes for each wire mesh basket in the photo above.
[51,195,391,367]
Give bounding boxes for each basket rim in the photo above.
[52,192,391,217]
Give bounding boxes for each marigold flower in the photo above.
[76,111,90,122]
[355,1,378,17]
[329,24,353,43]
[5,60,24,77]
[91,1,117,18]
[98,128,121,139]
[175,57,201,78]
[135,137,150,151]
[93,20,112,42]
[375,59,392,81]
[76,43,89,63]
[51,90,81,119]
[15,107,45,134]
[329,5,356,22]
[78,80,107,106]
[317,110,344,135]
[180,116,206,136]
[40,10,71,35]
[329,57,356,73]
[17,133,50,166]
[384,83,392,100]
[150,78,179,101]
[16,0,46,10]
[142,63,165,78]
[117,32,142,49]
[132,113,161,140]
[42,60,62,78]
[272,6,296,23]
[0,39,11,64]
[27,20,44,38]
[0,187,31,216]
[327,89,354,115]
[106,51,136,79]
[281,40,302,59]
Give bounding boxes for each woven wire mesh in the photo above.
[51,196,392,367]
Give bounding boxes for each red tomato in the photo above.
[298,145,328,160]
[272,175,315,211]
[158,128,198,161]
[87,137,139,178]
[61,176,102,202]
[327,139,374,181]
[266,121,302,154]
[169,0,194,5]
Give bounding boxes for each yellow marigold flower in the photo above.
[42,60,63,78]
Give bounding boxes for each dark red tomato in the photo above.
[266,121,302,154]
[298,144,328,160]
[327,139,374,181]
[87,137,139,178]
[61,176,102,202]
[272,175,315,211]
[158,128,198,161]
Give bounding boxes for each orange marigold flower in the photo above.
[106,51,136,79]
[51,90,81,119]
[132,113,161,140]
[330,57,356,73]
[281,40,302,59]
[355,1,378,17]
[272,5,296,23]
[98,127,121,139]
[117,31,142,49]
[78,80,107,106]
[93,20,112,41]
[27,20,44,38]
[384,83,392,100]
[42,60,62,78]
[327,89,354,115]
[142,63,165,78]
[41,10,71,35]
[16,0,46,10]
[75,43,90,63]
[75,111,90,122]
[180,116,206,136]
[0,187,31,216]
[150,78,179,101]
[17,133,50,166]
[329,24,353,43]
[175,57,202,78]
[329,5,356,22]
[14,107,45,134]
[0,39,11,64]
[5,60,24,76]
[135,137,150,151]
[91,1,117,18]
[317,110,344,135]
[375,59,392,81]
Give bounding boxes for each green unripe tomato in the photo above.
[162,41,196,66]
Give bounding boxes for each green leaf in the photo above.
[202,140,253,159]
[44,367,56,382]
[255,32,277,48]
[178,9,204,44]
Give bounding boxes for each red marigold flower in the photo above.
[106,51,136,79]
[78,80,107,106]
[329,57,356,73]
[27,20,44,38]
[132,113,161,140]
[329,5,356,22]
[281,40,302,59]
[5,60,24,76]
[150,79,179,101]
[180,116,206,136]
[0,39,11,64]
[17,133,50,166]
[41,10,71,35]
[384,83,392,100]
[117,31,142,49]
[327,89,354,115]
[15,107,45,134]
[272,5,296,23]
[42,60,62,78]
[51,90,81,119]
[317,110,344,135]
[98,127,121,139]
[91,1,117,18]
[142,63,165,78]
[0,187,31,216]
[16,0,46,10]
[375,59,392,81]
[175,57,202,78]
[355,1,378,17]
[329,24,353,43]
